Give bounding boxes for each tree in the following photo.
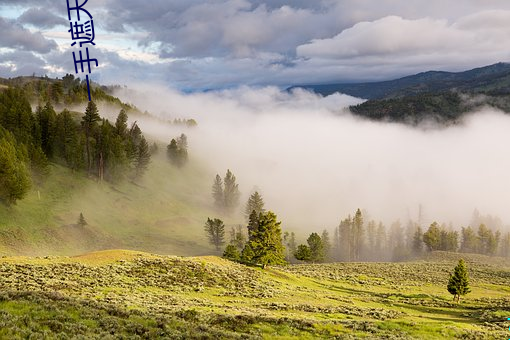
[244,211,285,268]
[81,101,100,174]
[338,216,352,261]
[412,226,423,254]
[0,132,31,205]
[460,226,478,253]
[229,225,246,251]
[166,134,188,168]
[240,243,255,264]
[245,191,265,220]
[115,109,128,137]
[307,232,325,263]
[204,218,225,251]
[223,169,240,214]
[321,229,331,261]
[223,244,240,262]
[294,244,312,262]
[212,174,224,211]
[447,259,471,303]
[134,136,151,180]
[283,231,297,262]
[423,222,441,251]
[78,213,87,226]
[352,209,364,261]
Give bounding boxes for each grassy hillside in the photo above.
[0,250,508,338]
[0,152,225,257]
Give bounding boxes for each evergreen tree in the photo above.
[204,218,225,251]
[244,191,265,220]
[460,226,478,253]
[247,210,260,241]
[375,222,387,258]
[212,174,224,211]
[55,109,81,168]
[294,244,312,262]
[338,216,352,261]
[229,225,246,251]
[245,211,286,268]
[500,232,510,258]
[115,109,128,137]
[81,101,100,174]
[240,243,255,264]
[134,136,151,180]
[223,169,240,214]
[307,232,325,263]
[223,244,240,262]
[36,102,57,158]
[321,229,331,262]
[0,131,31,205]
[352,209,364,261]
[447,259,471,303]
[166,134,188,167]
[78,213,87,226]
[423,222,441,251]
[412,226,423,254]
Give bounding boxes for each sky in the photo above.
[1,0,510,90]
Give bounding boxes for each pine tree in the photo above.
[204,218,225,251]
[115,109,128,137]
[223,169,240,214]
[229,225,246,251]
[212,174,224,210]
[223,244,240,262]
[245,211,286,268]
[307,232,325,263]
[0,132,31,205]
[321,229,331,262]
[81,101,100,174]
[352,209,364,261]
[134,136,151,180]
[294,244,312,262]
[412,226,423,254]
[244,191,265,220]
[447,259,471,303]
[78,212,87,226]
[423,222,441,251]
[460,226,478,253]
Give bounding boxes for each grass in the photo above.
[0,250,508,338]
[0,153,226,256]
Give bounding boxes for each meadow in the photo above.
[0,250,508,339]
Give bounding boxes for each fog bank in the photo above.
[115,86,510,231]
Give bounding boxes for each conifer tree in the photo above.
[447,259,471,303]
[423,222,441,251]
[223,244,240,262]
[0,132,31,205]
[223,169,240,214]
[352,209,364,261]
[78,213,87,226]
[245,191,265,220]
[81,101,100,174]
[307,232,325,263]
[204,218,225,251]
[244,211,285,268]
[294,244,312,262]
[134,136,151,180]
[212,174,224,210]
[412,226,423,254]
[321,229,331,262]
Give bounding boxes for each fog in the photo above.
[113,85,510,231]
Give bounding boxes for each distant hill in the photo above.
[289,62,510,100]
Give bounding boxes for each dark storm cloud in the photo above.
[0,16,57,53]
[18,7,67,29]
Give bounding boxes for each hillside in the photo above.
[0,152,221,256]
[290,63,510,124]
[290,63,510,100]
[0,250,508,338]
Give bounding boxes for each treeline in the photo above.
[296,209,510,263]
[0,87,151,205]
[0,74,136,110]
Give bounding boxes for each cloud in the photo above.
[110,85,510,231]
[18,7,67,29]
[0,16,57,53]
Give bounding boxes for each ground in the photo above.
[0,250,508,339]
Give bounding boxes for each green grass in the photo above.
[0,153,226,256]
[0,250,508,338]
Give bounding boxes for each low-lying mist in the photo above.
[114,85,510,232]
